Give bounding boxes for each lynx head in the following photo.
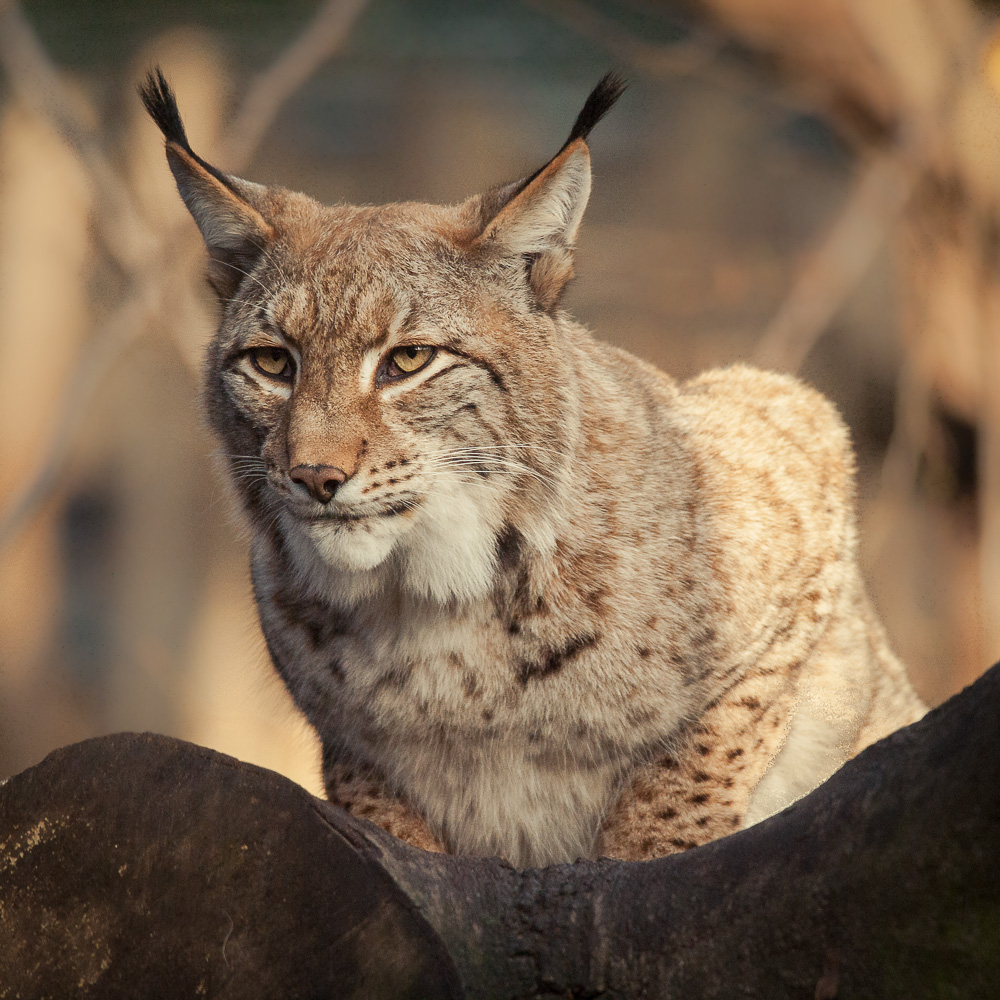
[141,71,625,604]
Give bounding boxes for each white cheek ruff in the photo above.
[399,483,499,604]
[280,475,500,605]
[308,519,401,572]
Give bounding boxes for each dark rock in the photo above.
[2,662,999,998]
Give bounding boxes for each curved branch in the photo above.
[220,0,373,170]
[752,153,914,372]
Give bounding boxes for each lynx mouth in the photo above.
[299,497,421,524]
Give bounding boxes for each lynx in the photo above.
[142,71,926,867]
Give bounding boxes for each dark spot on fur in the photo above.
[462,672,479,699]
[496,523,523,570]
[626,706,655,726]
[696,744,711,756]
[689,792,710,804]
[482,708,494,722]
[638,647,651,659]
[271,589,351,647]
[727,747,745,760]
[656,807,677,821]
[742,697,762,711]
[516,633,599,684]
[670,838,699,851]
[584,588,608,616]
[692,771,711,783]
[694,626,717,647]
[640,837,656,854]
[695,816,710,827]
[372,661,413,693]
[386,460,397,470]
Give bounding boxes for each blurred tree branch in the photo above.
[669,0,1000,655]
[220,0,370,168]
[528,0,724,81]
[0,0,371,553]
[0,3,149,268]
[752,153,915,372]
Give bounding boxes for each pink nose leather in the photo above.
[289,464,347,504]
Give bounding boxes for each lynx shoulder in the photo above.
[142,71,926,867]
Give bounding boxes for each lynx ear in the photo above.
[139,69,274,299]
[475,72,626,311]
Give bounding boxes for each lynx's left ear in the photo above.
[139,68,275,300]
[474,72,626,311]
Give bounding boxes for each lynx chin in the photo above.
[142,70,926,867]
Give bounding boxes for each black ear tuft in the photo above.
[479,71,628,224]
[138,67,235,190]
[139,68,189,150]
[565,71,627,146]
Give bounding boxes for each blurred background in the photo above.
[2,0,999,788]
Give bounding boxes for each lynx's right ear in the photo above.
[139,69,274,299]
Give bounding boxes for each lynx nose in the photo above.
[289,464,348,504]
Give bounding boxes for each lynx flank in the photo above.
[142,71,925,867]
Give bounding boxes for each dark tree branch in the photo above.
[2,662,999,998]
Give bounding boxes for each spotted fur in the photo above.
[143,72,926,866]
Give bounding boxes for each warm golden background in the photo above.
[2,0,998,787]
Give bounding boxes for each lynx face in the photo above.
[138,67,621,605]
[205,202,573,602]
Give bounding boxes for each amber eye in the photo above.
[250,346,293,381]
[389,345,435,376]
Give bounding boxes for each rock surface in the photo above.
[2,662,999,998]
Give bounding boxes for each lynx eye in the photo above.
[250,346,293,381]
[388,345,435,376]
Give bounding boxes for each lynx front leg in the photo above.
[322,757,448,854]
[600,678,795,860]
